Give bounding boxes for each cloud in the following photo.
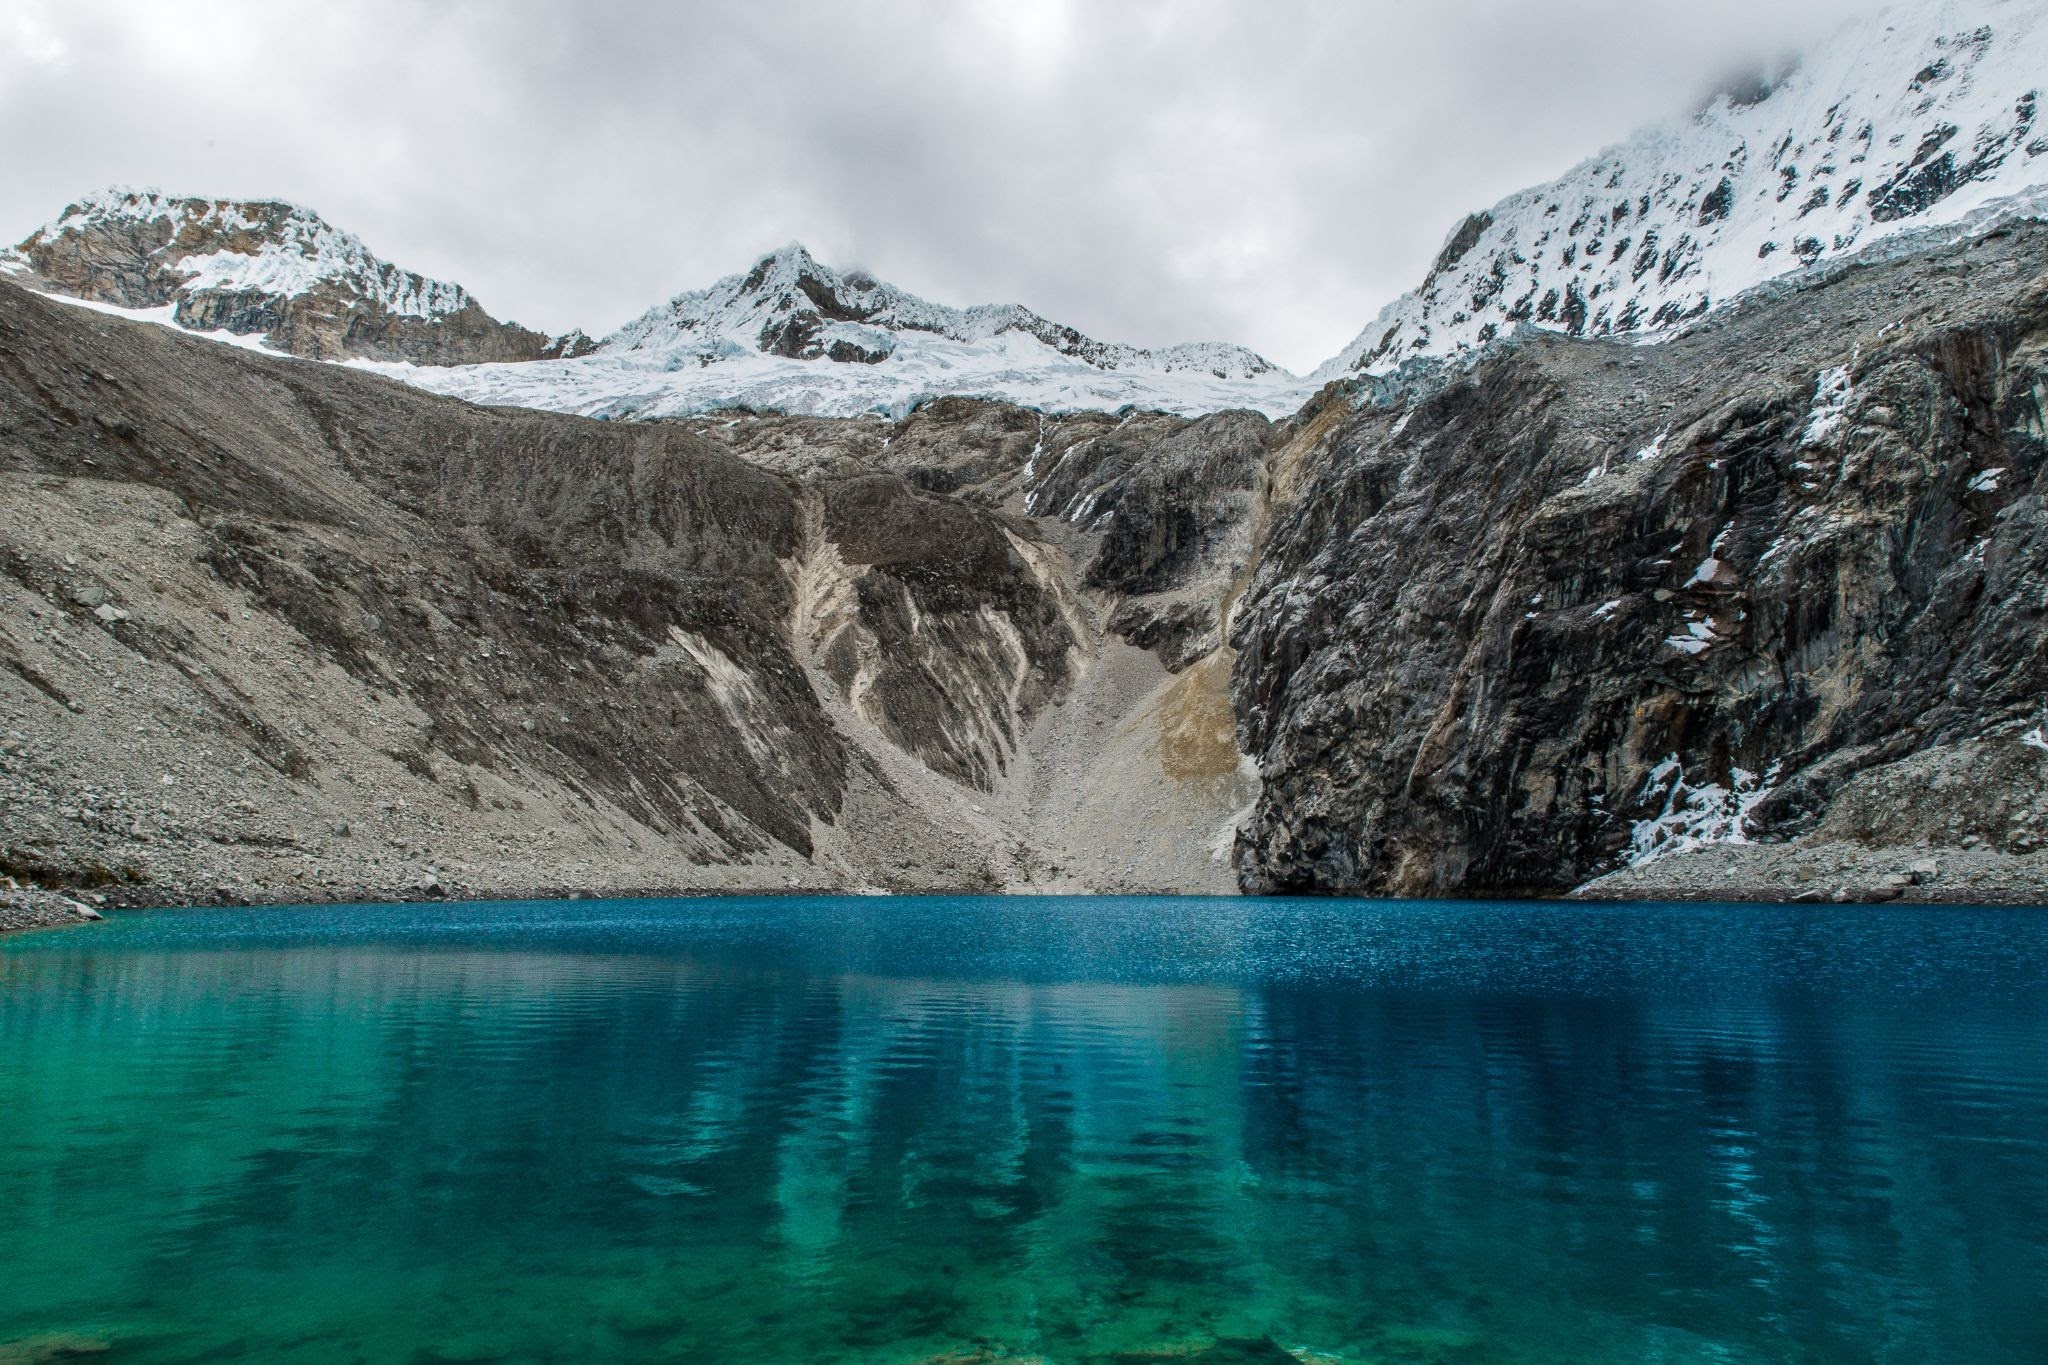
[0,0,1873,371]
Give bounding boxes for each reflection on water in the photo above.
[1,896,2046,1362]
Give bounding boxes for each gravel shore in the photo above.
[0,883,104,933]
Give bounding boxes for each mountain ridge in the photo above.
[368,241,1313,420]
[2,187,590,366]
[6,195,1313,419]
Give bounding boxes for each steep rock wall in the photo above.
[1234,222,2048,895]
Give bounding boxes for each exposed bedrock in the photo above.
[1233,222,2048,897]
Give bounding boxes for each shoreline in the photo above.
[8,858,2047,938]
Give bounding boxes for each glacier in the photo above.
[354,243,1317,420]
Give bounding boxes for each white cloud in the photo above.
[0,0,1875,371]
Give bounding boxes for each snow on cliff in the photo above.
[1318,0,2048,378]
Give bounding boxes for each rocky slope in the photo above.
[2,189,590,365]
[1319,0,2048,377]
[1234,214,2048,900]
[0,280,1268,905]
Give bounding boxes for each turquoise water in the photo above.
[2,896,2046,1363]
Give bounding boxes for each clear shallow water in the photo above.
[2,895,2046,1365]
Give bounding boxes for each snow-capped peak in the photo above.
[349,244,1310,421]
[1318,0,2048,378]
[9,186,476,321]
[5,186,584,364]
[606,242,1283,382]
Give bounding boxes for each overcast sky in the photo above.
[3,0,1876,372]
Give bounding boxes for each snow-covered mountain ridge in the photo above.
[5,194,1307,417]
[361,243,1311,420]
[1318,0,2048,378]
[2,188,588,365]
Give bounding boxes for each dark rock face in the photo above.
[1104,597,1217,673]
[818,473,1077,789]
[1059,412,1268,600]
[7,192,590,366]
[1430,212,1495,278]
[1014,409,1270,673]
[1230,222,2048,896]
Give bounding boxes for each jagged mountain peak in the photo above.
[8,186,476,320]
[3,185,587,366]
[605,243,1283,381]
[1317,0,2048,379]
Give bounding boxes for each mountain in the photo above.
[8,197,1309,417]
[16,209,2048,909]
[1,188,591,365]
[0,271,1272,903]
[1238,212,2048,900]
[364,242,1312,419]
[1318,0,2048,378]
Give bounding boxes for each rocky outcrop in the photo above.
[813,473,1077,789]
[687,398,1274,679]
[1233,218,2048,896]
[3,189,590,366]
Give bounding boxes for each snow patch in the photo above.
[1663,615,1721,655]
[29,289,288,355]
[1684,522,1736,586]
[1628,757,1780,867]
[1801,366,1854,447]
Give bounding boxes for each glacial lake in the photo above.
[2,896,2046,1364]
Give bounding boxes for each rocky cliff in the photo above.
[2,189,589,365]
[1235,216,2048,900]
